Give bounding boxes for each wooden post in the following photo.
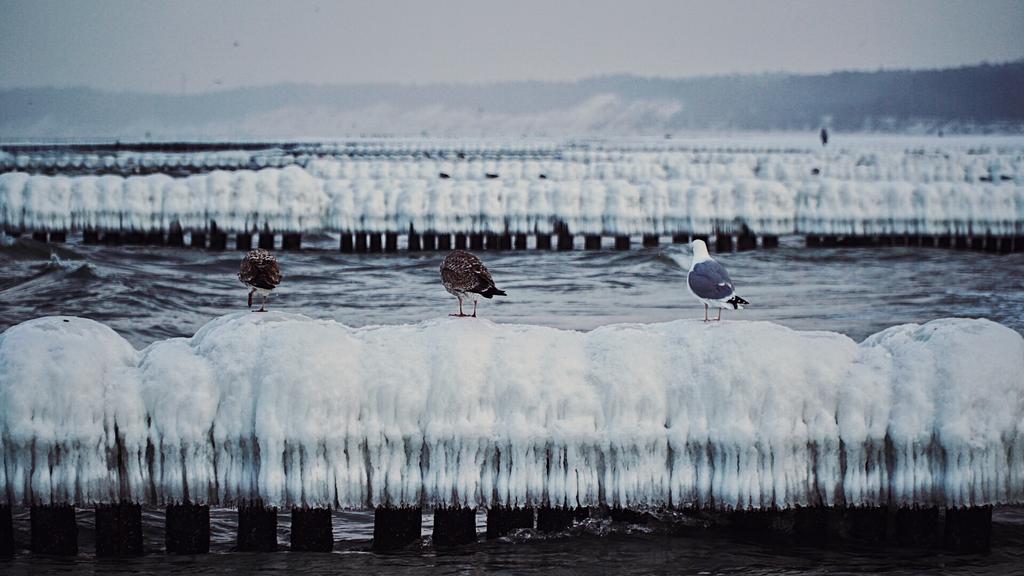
[642,234,660,248]
[421,233,437,251]
[614,236,630,250]
[258,231,275,251]
[49,230,67,243]
[0,504,12,557]
[584,235,601,250]
[237,500,278,552]
[805,234,820,247]
[369,233,383,252]
[536,506,573,533]
[937,235,952,249]
[481,233,497,251]
[792,506,830,548]
[95,502,143,557]
[83,229,101,244]
[167,222,185,247]
[340,233,354,253]
[454,233,467,250]
[372,506,422,551]
[761,235,779,248]
[500,233,513,250]
[356,232,369,252]
[281,233,301,251]
[970,235,985,251]
[469,234,484,250]
[437,233,452,251]
[102,231,122,244]
[514,233,528,250]
[943,506,991,553]
[145,230,165,245]
[406,230,420,252]
[716,233,734,251]
[385,232,399,252]
[557,233,574,250]
[31,504,78,556]
[954,236,968,250]
[609,507,650,524]
[190,231,207,248]
[736,232,756,251]
[672,233,689,244]
[31,231,48,242]
[290,507,332,552]
[166,502,210,554]
[839,506,888,543]
[432,506,477,547]
[486,506,534,539]
[895,506,939,548]
[535,234,552,250]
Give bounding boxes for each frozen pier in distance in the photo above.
[2,139,1023,253]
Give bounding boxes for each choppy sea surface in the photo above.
[2,235,1023,574]
[2,234,1023,345]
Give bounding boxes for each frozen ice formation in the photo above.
[1,166,1020,236]
[2,313,1021,509]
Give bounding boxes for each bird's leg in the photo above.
[248,288,255,308]
[703,303,709,322]
[471,300,477,318]
[716,308,722,322]
[450,298,467,317]
[258,293,267,313]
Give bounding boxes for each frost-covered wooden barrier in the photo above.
[1,313,1021,555]
[3,142,1022,253]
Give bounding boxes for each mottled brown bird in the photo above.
[440,250,506,317]
[238,248,281,312]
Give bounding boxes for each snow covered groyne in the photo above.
[2,167,1021,244]
[2,313,1021,510]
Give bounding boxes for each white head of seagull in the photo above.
[686,239,748,322]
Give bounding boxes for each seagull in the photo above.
[440,250,506,317]
[686,239,748,322]
[238,248,281,312]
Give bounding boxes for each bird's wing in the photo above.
[247,260,281,290]
[687,260,735,300]
[470,263,498,293]
[265,260,282,287]
[239,257,254,284]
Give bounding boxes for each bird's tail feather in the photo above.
[479,286,507,299]
[727,295,749,309]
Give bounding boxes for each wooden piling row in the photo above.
[0,503,997,557]
[432,506,477,548]
[486,506,535,539]
[372,506,422,551]
[7,227,1024,253]
[166,502,210,554]
[95,503,143,557]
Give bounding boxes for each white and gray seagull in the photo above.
[686,239,748,322]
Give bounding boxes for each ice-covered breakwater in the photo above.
[2,313,1021,510]
[1,166,1022,241]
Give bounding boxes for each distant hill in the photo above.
[1,61,1021,140]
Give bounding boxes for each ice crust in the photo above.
[2,313,1021,509]
[2,165,1021,236]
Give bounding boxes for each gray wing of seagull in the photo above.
[687,260,736,300]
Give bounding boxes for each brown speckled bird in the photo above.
[440,250,506,317]
[238,248,281,312]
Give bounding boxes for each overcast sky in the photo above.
[2,0,1022,94]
